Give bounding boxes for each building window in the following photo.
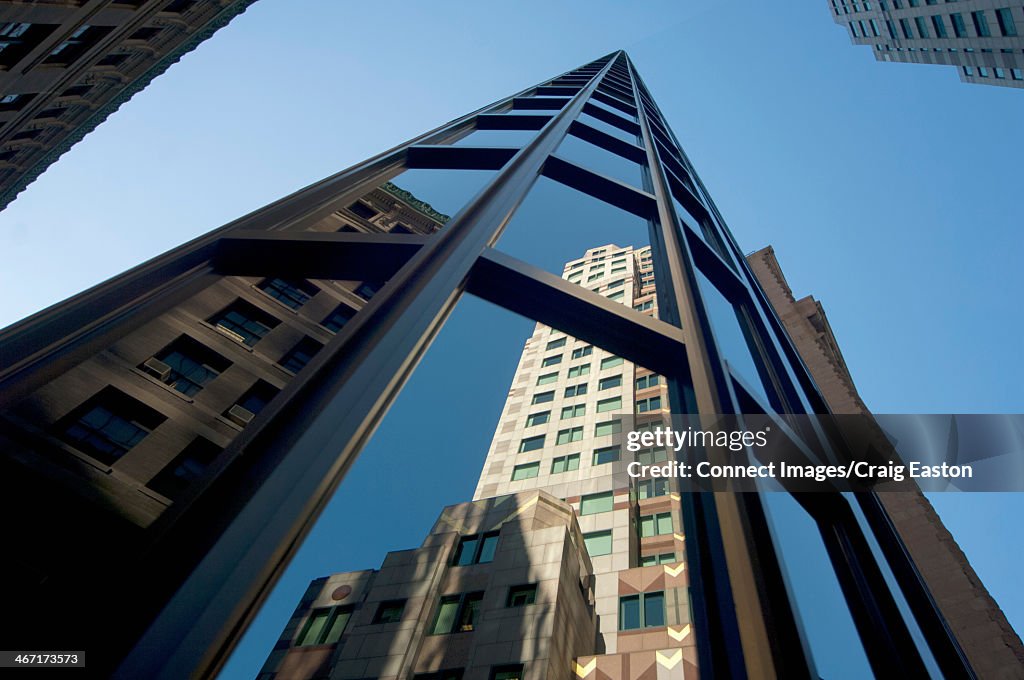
[551,453,580,473]
[431,592,484,634]
[541,354,562,367]
[372,600,406,624]
[297,606,353,646]
[635,374,660,390]
[146,436,221,499]
[348,201,377,220]
[257,278,319,309]
[607,291,624,302]
[0,23,54,69]
[571,345,593,359]
[594,419,621,438]
[587,273,603,282]
[321,303,356,332]
[546,337,566,350]
[600,356,623,369]
[996,8,1017,36]
[519,435,545,452]
[536,372,558,385]
[58,387,165,465]
[1012,68,1023,80]
[580,491,614,515]
[583,530,613,556]
[511,462,540,481]
[532,391,554,404]
[453,532,499,565]
[44,25,112,66]
[564,384,588,398]
[619,592,665,630]
[593,445,620,465]
[972,10,991,37]
[210,300,279,346]
[526,411,551,427]
[596,396,622,413]
[994,67,1006,79]
[568,363,592,379]
[638,479,670,499]
[506,584,537,607]
[640,512,673,537]
[490,666,524,680]
[640,553,676,566]
[598,375,622,390]
[914,16,929,38]
[950,13,967,37]
[279,337,323,374]
[899,18,913,39]
[637,396,662,413]
[414,671,464,680]
[353,281,382,300]
[561,404,585,419]
[556,427,583,444]
[227,380,280,426]
[633,300,654,312]
[637,448,669,464]
[144,335,230,396]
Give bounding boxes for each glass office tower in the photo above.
[0,51,993,678]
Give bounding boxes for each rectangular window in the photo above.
[257,277,319,309]
[932,15,948,37]
[147,437,221,499]
[297,606,353,646]
[526,411,550,427]
[869,18,880,36]
[600,356,623,369]
[580,491,614,515]
[635,374,660,390]
[560,404,585,419]
[556,427,583,444]
[598,375,622,390]
[950,13,966,37]
[638,478,670,499]
[536,372,558,385]
[321,303,356,332]
[567,364,590,379]
[541,354,562,367]
[996,8,1017,36]
[532,391,554,404]
[571,345,593,359]
[587,273,603,282]
[279,337,323,374]
[594,419,622,437]
[210,300,279,346]
[637,396,662,413]
[640,512,673,537]
[900,18,913,38]
[593,446,620,465]
[887,19,898,39]
[518,435,545,452]
[148,335,230,396]
[453,532,499,565]
[59,387,166,465]
[551,453,580,473]
[596,396,622,413]
[430,592,484,634]
[490,666,524,680]
[583,530,613,556]
[607,291,624,302]
[633,300,654,312]
[564,384,588,398]
[619,592,665,630]
[372,600,406,624]
[546,337,566,350]
[639,553,677,567]
[915,16,929,38]
[511,462,540,481]
[506,584,537,607]
[972,10,991,36]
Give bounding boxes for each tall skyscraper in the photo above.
[829,0,1024,87]
[0,0,258,211]
[0,51,1004,678]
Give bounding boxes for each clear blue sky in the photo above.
[0,1,1020,676]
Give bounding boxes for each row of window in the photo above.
[511,445,620,479]
[854,9,1018,40]
[534,356,623,386]
[429,583,537,635]
[963,65,1024,80]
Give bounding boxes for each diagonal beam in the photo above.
[468,248,687,378]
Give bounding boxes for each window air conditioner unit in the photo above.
[227,404,255,426]
[142,357,172,381]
